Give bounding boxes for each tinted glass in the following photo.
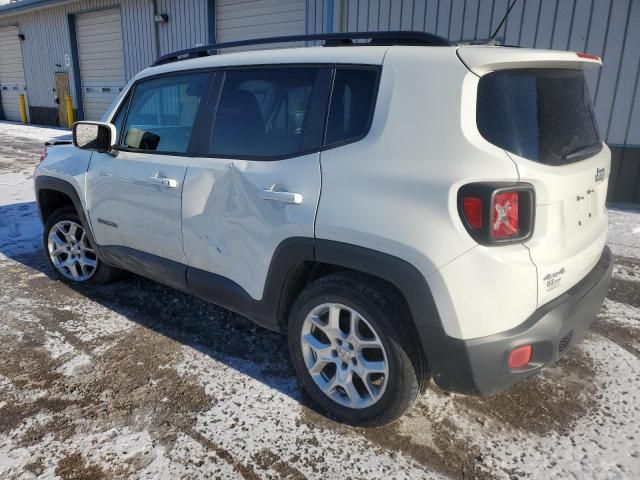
[121,73,208,153]
[210,68,318,157]
[325,68,379,146]
[477,69,601,165]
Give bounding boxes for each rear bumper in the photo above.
[431,246,613,396]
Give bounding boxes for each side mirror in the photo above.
[72,121,117,152]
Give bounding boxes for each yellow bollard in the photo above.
[19,94,27,124]
[65,95,74,128]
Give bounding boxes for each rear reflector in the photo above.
[576,52,600,61]
[491,191,519,239]
[462,196,483,229]
[508,345,532,369]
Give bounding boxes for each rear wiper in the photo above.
[564,143,602,161]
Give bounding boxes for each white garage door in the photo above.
[0,26,27,122]
[216,0,305,50]
[76,8,126,120]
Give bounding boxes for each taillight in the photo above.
[492,191,519,240]
[462,197,483,229]
[458,183,534,245]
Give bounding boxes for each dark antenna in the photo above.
[489,0,519,42]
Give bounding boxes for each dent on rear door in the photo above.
[181,154,321,301]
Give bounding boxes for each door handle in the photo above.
[260,184,303,205]
[148,174,178,188]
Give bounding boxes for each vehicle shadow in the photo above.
[0,200,322,414]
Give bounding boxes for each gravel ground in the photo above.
[0,122,639,479]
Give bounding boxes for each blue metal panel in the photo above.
[325,0,334,33]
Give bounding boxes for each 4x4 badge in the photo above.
[544,268,565,291]
[595,168,606,183]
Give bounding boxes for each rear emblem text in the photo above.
[595,168,606,183]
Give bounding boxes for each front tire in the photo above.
[288,272,427,427]
[43,206,119,285]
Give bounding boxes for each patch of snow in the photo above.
[57,353,92,377]
[599,299,640,328]
[174,346,441,480]
[0,121,70,144]
[436,337,640,479]
[608,206,640,260]
[0,167,41,258]
[44,331,76,360]
[59,308,134,343]
[613,262,640,282]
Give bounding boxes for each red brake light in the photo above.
[508,345,532,369]
[491,191,519,239]
[458,184,534,245]
[576,52,600,61]
[462,196,483,229]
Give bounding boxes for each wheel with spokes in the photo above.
[300,303,389,409]
[43,207,119,284]
[288,273,426,426]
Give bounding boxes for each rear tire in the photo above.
[288,272,427,427]
[43,206,120,285]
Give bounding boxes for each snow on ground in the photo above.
[0,121,70,143]
[0,122,639,479]
[608,206,640,259]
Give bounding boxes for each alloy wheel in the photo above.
[300,303,389,409]
[47,220,98,281]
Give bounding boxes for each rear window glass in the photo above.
[325,68,379,146]
[477,69,601,165]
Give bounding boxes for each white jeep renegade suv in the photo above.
[35,32,613,426]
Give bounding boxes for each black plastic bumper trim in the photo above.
[433,246,613,396]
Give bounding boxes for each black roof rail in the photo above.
[152,31,451,67]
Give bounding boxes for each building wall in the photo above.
[308,0,640,148]
[0,0,208,124]
[0,0,638,201]
[307,0,640,203]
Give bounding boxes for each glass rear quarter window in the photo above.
[325,68,379,146]
[476,69,601,165]
[121,73,208,154]
[210,68,318,158]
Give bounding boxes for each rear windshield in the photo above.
[477,69,601,165]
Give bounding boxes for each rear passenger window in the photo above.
[325,68,379,146]
[120,73,208,154]
[210,68,318,158]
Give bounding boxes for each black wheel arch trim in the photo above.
[312,239,470,392]
[35,175,104,258]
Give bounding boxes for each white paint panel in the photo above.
[0,25,27,122]
[216,0,305,51]
[76,8,125,120]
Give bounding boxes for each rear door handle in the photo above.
[260,184,303,205]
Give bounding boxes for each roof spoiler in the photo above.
[152,31,451,67]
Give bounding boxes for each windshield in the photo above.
[477,69,601,165]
